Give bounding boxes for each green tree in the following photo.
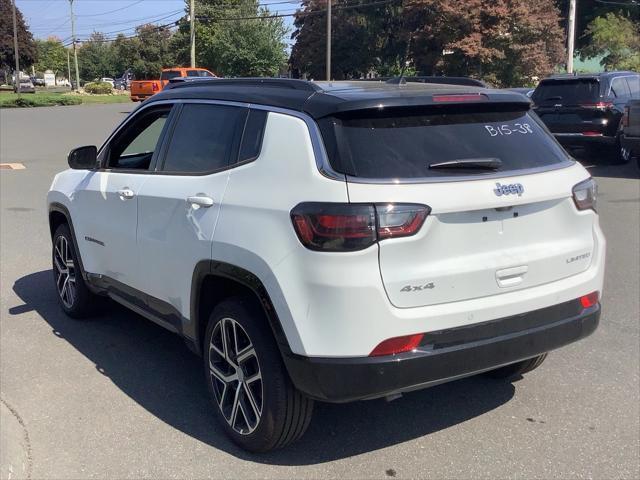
[555,0,638,51]
[77,32,117,80]
[579,12,640,71]
[34,37,67,77]
[172,0,288,76]
[128,24,176,79]
[0,0,37,74]
[290,0,407,80]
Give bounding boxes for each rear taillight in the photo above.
[580,291,599,309]
[572,178,597,211]
[580,101,612,110]
[152,83,159,92]
[369,333,424,357]
[376,203,430,240]
[291,203,430,252]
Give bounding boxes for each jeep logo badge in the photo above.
[494,182,524,197]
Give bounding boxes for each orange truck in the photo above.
[130,67,216,102]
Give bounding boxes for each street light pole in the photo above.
[326,0,331,81]
[190,0,196,68]
[11,0,20,94]
[69,0,80,90]
[567,0,577,73]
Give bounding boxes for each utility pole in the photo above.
[69,0,80,90]
[67,49,71,88]
[11,0,20,94]
[326,0,331,81]
[567,0,577,73]
[190,0,196,68]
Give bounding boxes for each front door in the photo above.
[73,105,173,288]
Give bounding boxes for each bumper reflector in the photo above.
[580,291,599,309]
[370,333,424,357]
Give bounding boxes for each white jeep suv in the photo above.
[48,78,605,452]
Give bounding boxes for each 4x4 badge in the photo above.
[494,182,524,197]
[401,283,435,292]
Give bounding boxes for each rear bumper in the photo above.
[621,134,640,153]
[284,301,600,403]
[130,94,152,102]
[554,133,616,147]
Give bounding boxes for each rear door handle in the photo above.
[187,195,214,208]
[117,188,135,200]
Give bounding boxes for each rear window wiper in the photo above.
[428,158,502,170]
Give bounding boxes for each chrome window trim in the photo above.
[98,97,576,185]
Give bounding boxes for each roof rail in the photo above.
[165,77,323,92]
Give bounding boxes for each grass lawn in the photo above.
[0,90,132,108]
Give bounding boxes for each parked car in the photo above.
[114,69,134,90]
[48,78,604,452]
[532,71,640,163]
[129,67,215,101]
[100,77,115,88]
[620,99,640,166]
[31,76,46,87]
[14,77,36,93]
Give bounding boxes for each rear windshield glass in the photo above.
[532,79,600,105]
[319,106,571,179]
[160,70,181,81]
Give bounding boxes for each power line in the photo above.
[76,0,145,17]
[199,0,399,21]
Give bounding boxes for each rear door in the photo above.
[532,78,610,135]
[134,102,250,321]
[320,103,594,308]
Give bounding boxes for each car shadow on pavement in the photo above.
[11,270,516,465]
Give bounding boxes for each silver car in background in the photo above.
[14,78,36,93]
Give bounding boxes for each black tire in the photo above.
[203,296,313,452]
[52,224,96,318]
[613,134,632,165]
[484,354,548,379]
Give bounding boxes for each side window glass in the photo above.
[186,70,200,77]
[161,104,246,173]
[611,78,630,99]
[107,108,170,170]
[626,76,640,98]
[238,110,268,163]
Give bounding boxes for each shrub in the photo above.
[0,95,82,108]
[84,82,113,94]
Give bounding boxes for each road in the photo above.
[1,104,639,479]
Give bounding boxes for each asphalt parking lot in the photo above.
[1,103,639,479]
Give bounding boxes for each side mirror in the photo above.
[68,145,98,169]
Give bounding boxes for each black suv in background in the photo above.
[532,71,640,163]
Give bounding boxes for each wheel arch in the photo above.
[48,202,89,281]
[188,260,297,359]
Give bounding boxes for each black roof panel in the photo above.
[150,78,532,119]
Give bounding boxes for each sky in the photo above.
[17,0,301,46]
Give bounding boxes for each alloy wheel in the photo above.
[54,235,76,308]
[621,145,631,163]
[208,317,263,435]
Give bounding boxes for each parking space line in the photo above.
[0,163,26,170]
